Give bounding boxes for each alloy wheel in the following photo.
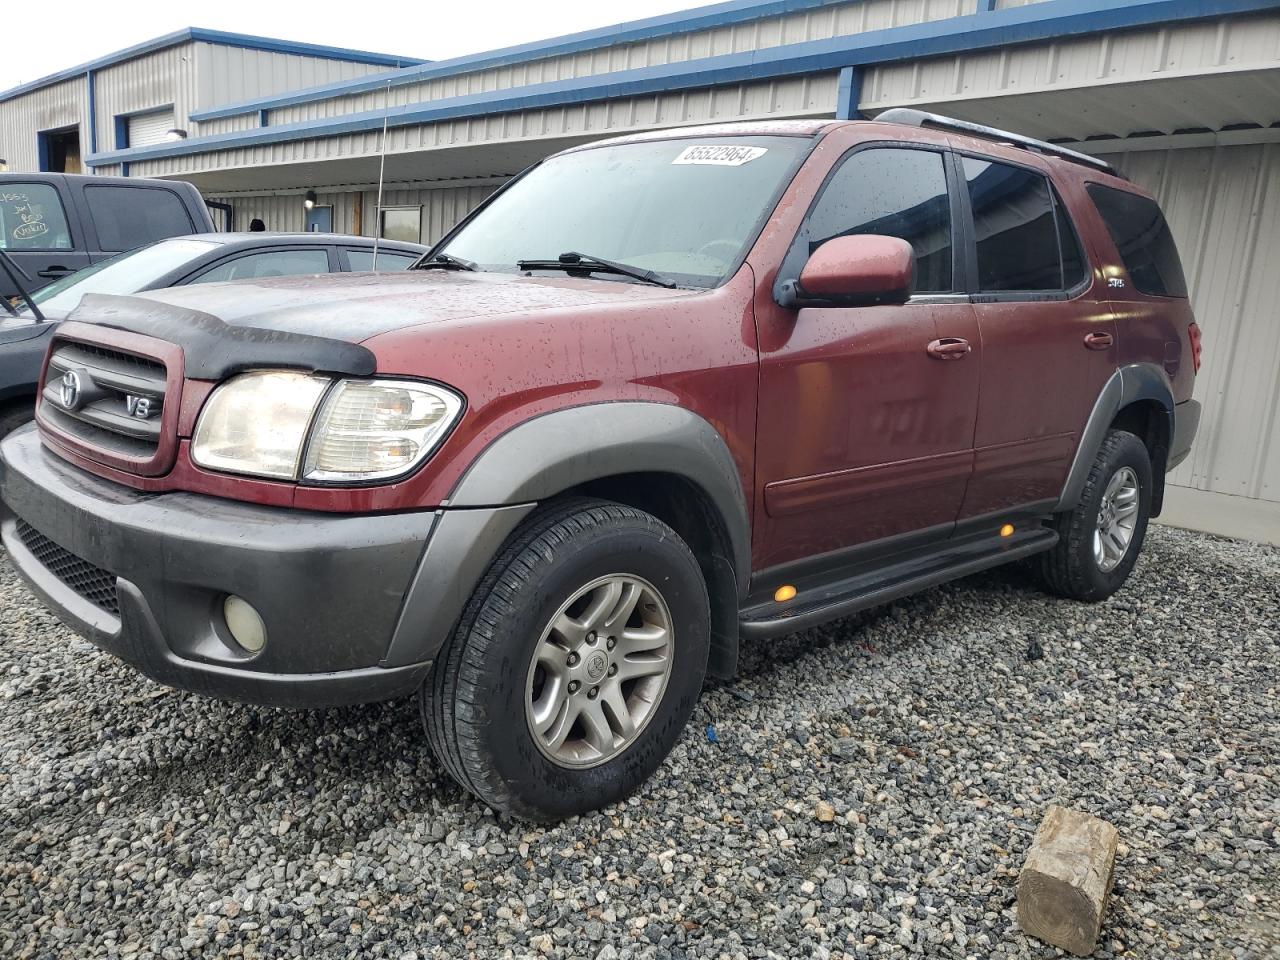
[1094,466,1140,572]
[525,574,674,769]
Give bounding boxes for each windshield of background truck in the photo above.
[438,136,809,288]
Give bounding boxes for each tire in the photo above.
[0,403,34,442]
[1036,428,1152,602]
[421,498,711,821]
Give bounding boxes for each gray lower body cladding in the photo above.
[0,427,526,708]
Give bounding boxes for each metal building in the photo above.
[1,0,1278,543]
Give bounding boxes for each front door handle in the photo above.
[1084,332,1114,351]
[36,266,74,279]
[926,337,971,360]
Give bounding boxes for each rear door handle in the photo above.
[1084,332,1114,350]
[36,266,75,279]
[926,337,971,360]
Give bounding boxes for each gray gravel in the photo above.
[1,524,1276,959]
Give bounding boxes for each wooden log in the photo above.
[1018,805,1119,956]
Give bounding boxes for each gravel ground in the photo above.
[1,524,1276,960]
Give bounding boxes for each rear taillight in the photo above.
[1188,322,1203,374]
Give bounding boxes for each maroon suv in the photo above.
[0,111,1200,820]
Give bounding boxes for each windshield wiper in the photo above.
[414,252,478,272]
[516,252,677,289]
[0,250,46,323]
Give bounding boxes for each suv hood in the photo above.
[109,270,697,342]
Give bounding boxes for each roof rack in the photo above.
[874,108,1117,175]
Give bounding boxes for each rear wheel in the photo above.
[421,499,710,821]
[1036,429,1152,602]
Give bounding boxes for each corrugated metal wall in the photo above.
[1,41,404,169]
[860,10,1280,137]
[209,183,499,245]
[1105,143,1280,504]
[193,44,393,125]
[0,77,87,172]
[128,72,839,180]
[267,0,968,125]
[92,43,199,153]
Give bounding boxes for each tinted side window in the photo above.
[190,249,331,283]
[1086,184,1187,298]
[346,249,418,272]
[85,185,195,252]
[0,183,73,250]
[963,157,1068,292]
[805,148,953,293]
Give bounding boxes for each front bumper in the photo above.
[0,427,527,708]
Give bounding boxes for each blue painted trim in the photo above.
[114,114,130,150]
[978,0,998,11]
[121,162,130,178]
[259,109,270,128]
[37,132,51,172]
[86,0,1276,167]
[191,0,843,122]
[87,70,98,156]
[0,27,424,104]
[185,28,424,69]
[835,66,862,120]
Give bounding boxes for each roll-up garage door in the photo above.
[126,109,175,148]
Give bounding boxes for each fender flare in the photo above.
[447,401,753,585]
[382,402,753,670]
[1055,363,1175,512]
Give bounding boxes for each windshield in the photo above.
[24,237,220,317]
[437,136,809,288]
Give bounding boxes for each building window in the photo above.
[380,206,421,244]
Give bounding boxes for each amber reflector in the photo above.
[774,585,798,602]
[1000,523,1015,538]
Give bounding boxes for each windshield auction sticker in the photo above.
[672,145,768,166]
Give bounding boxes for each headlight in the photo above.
[191,371,331,479]
[191,371,463,483]
[303,379,463,482]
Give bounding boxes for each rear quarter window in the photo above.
[84,185,195,253]
[0,182,73,250]
[1086,184,1187,298]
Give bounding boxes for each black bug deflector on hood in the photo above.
[65,293,377,379]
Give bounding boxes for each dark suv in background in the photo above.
[0,111,1200,820]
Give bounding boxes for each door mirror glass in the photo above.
[793,235,915,306]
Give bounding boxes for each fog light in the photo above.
[223,595,266,654]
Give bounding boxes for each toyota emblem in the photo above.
[59,370,82,410]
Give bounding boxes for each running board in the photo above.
[738,527,1058,640]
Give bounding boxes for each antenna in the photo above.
[372,79,392,270]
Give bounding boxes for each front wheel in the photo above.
[1035,428,1153,602]
[421,499,710,821]
[0,403,34,442]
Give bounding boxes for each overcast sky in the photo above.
[0,0,700,90]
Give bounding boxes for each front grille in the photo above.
[15,520,120,616]
[41,342,168,460]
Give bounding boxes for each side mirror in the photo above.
[786,234,915,307]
